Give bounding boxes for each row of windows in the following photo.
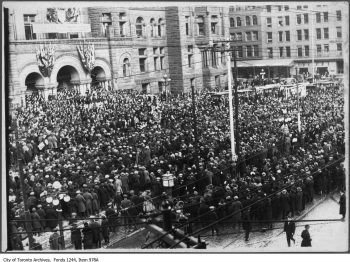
[266,27,342,43]
[201,49,227,68]
[316,11,342,23]
[230,31,259,41]
[230,15,258,27]
[265,44,342,59]
[235,45,259,58]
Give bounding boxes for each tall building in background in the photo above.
[5,3,230,108]
[229,3,346,79]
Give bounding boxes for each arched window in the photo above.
[136,17,144,37]
[123,58,130,77]
[246,16,251,26]
[236,17,241,26]
[150,18,155,37]
[230,18,235,27]
[158,18,164,36]
[252,15,258,25]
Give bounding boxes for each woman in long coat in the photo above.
[301,225,312,247]
[91,189,100,215]
[30,208,42,235]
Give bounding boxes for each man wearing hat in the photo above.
[70,223,82,250]
[283,216,296,247]
[76,190,87,218]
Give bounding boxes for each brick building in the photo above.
[229,3,347,79]
[4,3,230,107]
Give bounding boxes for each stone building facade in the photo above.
[4,3,230,107]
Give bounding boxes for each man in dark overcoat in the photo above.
[283,216,296,247]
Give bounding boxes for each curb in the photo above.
[261,194,328,247]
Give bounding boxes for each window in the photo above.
[153,47,158,55]
[120,22,126,36]
[160,57,165,69]
[102,22,112,37]
[324,44,329,54]
[197,16,205,36]
[297,14,302,24]
[304,14,309,24]
[211,22,217,34]
[160,47,165,55]
[236,32,242,41]
[285,16,290,26]
[297,5,302,10]
[336,27,342,38]
[316,13,321,23]
[304,29,309,40]
[297,30,302,40]
[139,48,146,56]
[237,46,243,58]
[136,17,144,37]
[304,45,309,57]
[267,32,272,43]
[246,46,252,57]
[221,50,226,64]
[246,16,251,26]
[297,47,303,57]
[24,14,36,40]
[154,57,158,70]
[188,45,193,68]
[211,46,218,67]
[230,18,235,27]
[185,16,190,35]
[142,83,149,94]
[266,5,271,12]
[336,10,341,21]
[323,28,329,39]
[285,5,289,11]
[158,18,164,36]
[323,12,328,22]
[252,31,258,41]
[279,47,284,57]
[139,58,146,72]
[237,17,242,26]
[278,16,283,26]
[266,17,272,27]
[317,44,322,56]
[253,45,259,57]
[285,31,290,41]
[252,15,258,25]
[278,5,282,11]
[337,43,342,51]
[201,50,209,67]
[316,28,321,39]
[267,47,273,58]
[246,32,251,41]
[215,76,220,88]
[278,31,283,42]
[286,46,291,57]
[123,58,130,77]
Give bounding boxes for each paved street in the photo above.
[202,196,347,252]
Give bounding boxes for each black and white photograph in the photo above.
[1,0,349,253]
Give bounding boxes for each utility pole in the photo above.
[232,46,240,160]
[191,85,199,169]
[212,38,239,162]
[296,68,301,134]
[13,112,35,250]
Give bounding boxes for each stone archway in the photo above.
[91,66,106,88]
[56,65,80,90]
[25,72,45,91]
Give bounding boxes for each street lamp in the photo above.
[161,73,171,100]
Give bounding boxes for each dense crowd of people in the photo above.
[7,79,345,250]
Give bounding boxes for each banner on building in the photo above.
[32,23,91,33]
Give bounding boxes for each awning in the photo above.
[234,59,294,68]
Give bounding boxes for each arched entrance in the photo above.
[56,65,80,90]
[25,72,44,91]
[24,72,45,107]
[91,66,107,89]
